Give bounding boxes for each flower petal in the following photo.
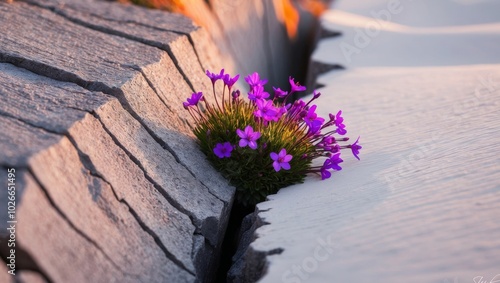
[236,129,245,138]
[283,154,293,163]
[253,131,261,140]
[249,141,257,150]
[321,169,331,180]
[273,161,281,172]
[279,148,287,158]
[244,125,253,135]
[270,152,278,161]
[239,139,248,148]
[280,162,291,170]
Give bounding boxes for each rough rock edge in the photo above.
[226,209,283,283]
[0,1,233,282]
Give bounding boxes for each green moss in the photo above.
[193,100,313,206]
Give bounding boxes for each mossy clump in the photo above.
[183,70,361,206]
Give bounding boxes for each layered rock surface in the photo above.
[0,0,263,281]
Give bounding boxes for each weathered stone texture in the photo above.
[0,0,237,281]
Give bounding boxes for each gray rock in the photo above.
[0,62,111,134]
[68,111,197,273]
[30,136,196,282]
[0,168,136,283]
[0,2,233,279]
[0,257,13,282]
[17,271,48,283]
[0,63,198,273]
[0,116,63,168]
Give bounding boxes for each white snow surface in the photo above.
[253,1,500,283]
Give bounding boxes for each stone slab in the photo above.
[0,260,13,282]
[0,62,199,274]
[29,136,195,282]
[0,0,235,208]
[136,53,235,204]
[1,169,133,283]
[0,62,111,134]
[0,1,238,280]
[0,116,62,168]
[68,110,196,273]
[24,0,222,97]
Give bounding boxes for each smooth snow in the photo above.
[253,1,500,282]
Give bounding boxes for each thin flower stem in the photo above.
[213,84,222,112]
[283,90,295,105]
[222,85,226,111]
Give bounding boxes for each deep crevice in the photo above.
[214,201,254,283]
[225,209,283,283]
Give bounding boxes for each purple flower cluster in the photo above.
[236,126,261,150]
[183,69,362,181]
[271,149,293,172]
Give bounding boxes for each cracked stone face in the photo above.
[0,0,235,281]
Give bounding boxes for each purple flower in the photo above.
[206,69,224,85]
[273,106,287,121]
[349,136,362,160]
[183,92,204,109]
[270,148,293,172]
[273,87,288,98]
[334,110,345,128]
[320,164,331,180]
[304,105,325,134]
[336,127,347,136]
[254,99,278,121]
[236,125,261,150]
[248,85,270,101]
[322,136,335,145]
[328,110,347,135]
[320,153,343,180]
[313,90,321,99]
[289,76,306,93]
[245,72,268,87]
[327,153,343,171]
[325,144,340,153]
[304,105,321,123]
[223,73,240,88]
[288,99,306,118]
[232,90,240,100]
[213,142,233,158]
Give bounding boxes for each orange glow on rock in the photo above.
[120,0,328,40]
[281,0,301,39]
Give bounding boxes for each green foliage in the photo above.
[193,100,313,206]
